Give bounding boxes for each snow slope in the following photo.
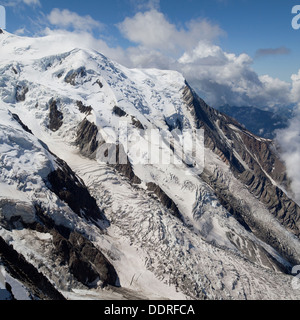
[1,30,300,300]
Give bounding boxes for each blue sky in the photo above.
[1,0,300,108]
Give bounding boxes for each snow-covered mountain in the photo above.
[1,29,300,300]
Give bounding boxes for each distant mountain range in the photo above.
[216,104,293,139]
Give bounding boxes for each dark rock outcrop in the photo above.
[12,113,33,134]
[0,236,65,300]
[54,231,119,287]
[5,283,16,300]
[32,205,119,288]
[146,182,182,221]
[49,99,63,132]
[114,145,141,185]
[183,83,300,266]
[112,107,144,129]
[113,105,127,117]
[64,67,86,86]
[131,116,145,130]
[76,118,102,159]
[76,100,92,115]
[95,79,103,88]
[15,85,28,102]
[75,119,141,184]
[200,169,298,268]
[12,67,18,75]
[47,157,107,224]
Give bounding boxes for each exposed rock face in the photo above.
[0,109,119,294]
[113,105,127,117]
[76,118,101,159]
[94,79,103,89]
[12,67,18,75]
[64,67,86,86]
[49,99,63,132]
[146,182,182,221]
[183,83,300,266]
[32,206,119,288]
[75,119,141,185]
[3,39,300,300]
[76,100,92,115]
[47,157,108,224]
[238,133,289,189]
[114,145,141,185]
[0,197,119,292]
[0,199,36,231]
[54,231,119,287]
[0,236,65,300]
[131,116,144,130]
[12,113,33,134]
[112,107,144,129]
[15,85,28,102]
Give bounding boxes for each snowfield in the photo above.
[0,30,300,300]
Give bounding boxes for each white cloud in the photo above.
[275,70,300,206]
[257,75,291,106]
[116,9,294,108]
[119,10,177,52]
[178,41,227,64]
[1,0,40,7]
[14,26,26,35]
[47,8,104,32]
[118,10,224,55]
[129,0,160,11]
[22,0,40,6]
[291,70,300,103]
[41,28,126,65]
[124,45,172,69]
[276,113,300,206]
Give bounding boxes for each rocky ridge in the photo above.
[0,30,300,299]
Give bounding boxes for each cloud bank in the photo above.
[276,113,300,206]
[47,8,104,32]
[113,9,294,109]
[2,0,41,7]
[118,10,224,55]
[276,71,300,206]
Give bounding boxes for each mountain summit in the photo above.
[0,31,300,300]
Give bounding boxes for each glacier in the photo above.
[0,29,300,300]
